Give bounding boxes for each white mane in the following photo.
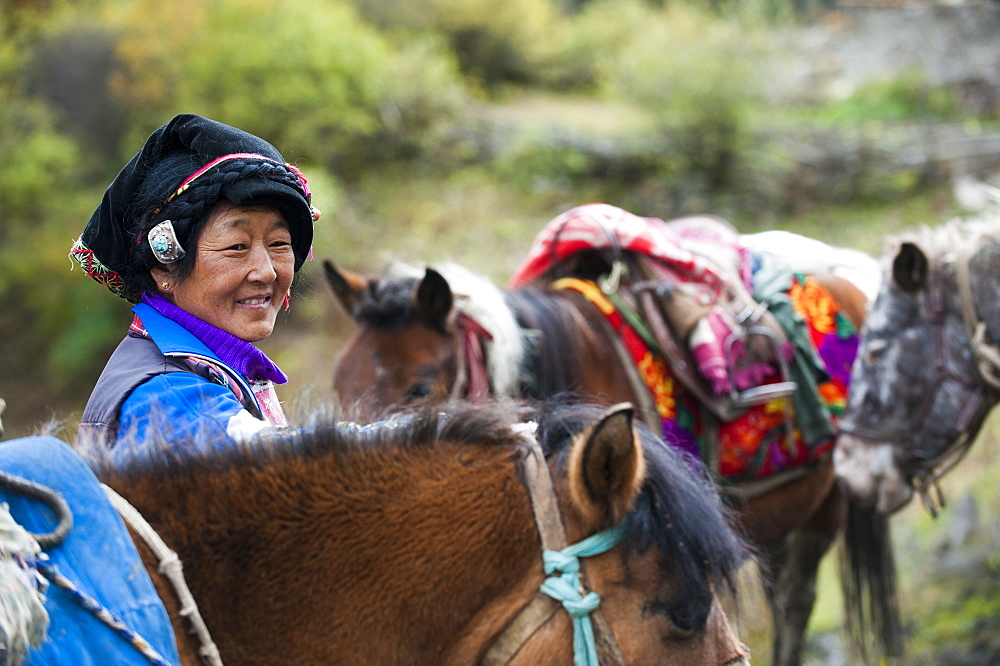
[386,261,526,398]
[888,213,1000,267]
[741,230,883,301]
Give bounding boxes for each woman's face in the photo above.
[153,202,294,342]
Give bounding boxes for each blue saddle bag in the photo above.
[0,436,180,665]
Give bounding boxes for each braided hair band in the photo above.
[147,153,320,265]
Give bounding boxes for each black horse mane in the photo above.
[504,288,595,400]
[91,397,746,630]
[351,273,421,330]
[532,399,749,631]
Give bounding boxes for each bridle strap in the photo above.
[480,593,561,666]
[953,226,1000,392]
[481,430,626,666]
[451,312,494,402]
[908,227,1000,515]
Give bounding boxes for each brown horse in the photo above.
[324,226,890,665]
[28,400,749,665]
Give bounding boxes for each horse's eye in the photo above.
[666,617,697,640]
[405,383,431,401]
[866,339,889,362]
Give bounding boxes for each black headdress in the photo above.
[70,114,318,302]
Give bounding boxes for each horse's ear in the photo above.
[891,242,929,293]
[415,268,454,329]
[323,259,369,317]
[568,403,646,527]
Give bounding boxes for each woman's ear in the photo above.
[150,265,174,294]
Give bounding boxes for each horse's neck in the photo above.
[118,444,540,663]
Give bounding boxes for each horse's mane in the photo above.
[430,262,596,401]
[886,215,1000,266]
[428,262,525,398]
[504,288,596,400]
[85,401,528,481]
[87,398,745,630]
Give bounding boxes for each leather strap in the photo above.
[480,436,625,666]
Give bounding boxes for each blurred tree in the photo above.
[349,0,562,91]
[106,0,466,178]
[26,26,127,156]
[428,0,560,89]
[604,2,768,191]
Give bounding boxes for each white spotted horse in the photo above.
[836,215,1000,659]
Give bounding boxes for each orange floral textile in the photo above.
[557,275,859,481]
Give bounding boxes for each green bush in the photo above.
[106,0,467,176]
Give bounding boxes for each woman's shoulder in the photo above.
[114,373,251,455]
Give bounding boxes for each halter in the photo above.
[841,226,1000,515]
[450,312,493,402]
[482,426,628,666]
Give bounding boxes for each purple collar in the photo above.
[141,292,287,384]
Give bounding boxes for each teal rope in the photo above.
[539,520,628,666]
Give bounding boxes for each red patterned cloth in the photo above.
[511,203,769,396]
[509,203,729,305]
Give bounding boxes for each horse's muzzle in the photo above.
[834,433,913,515]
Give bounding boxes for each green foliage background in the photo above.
[0,1,996,660]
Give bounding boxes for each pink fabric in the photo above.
[252,381,288,426]
[508,204,728,305]
[690,343,730,395]
[691,307,738,395]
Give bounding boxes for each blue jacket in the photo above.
[79,304,268,456]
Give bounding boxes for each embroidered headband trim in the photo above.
[69,237,127,297]
[153,152,320,223]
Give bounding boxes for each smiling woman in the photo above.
[152,202,295,343]
[70,114,321,456]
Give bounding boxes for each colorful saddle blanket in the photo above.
[555,276,859,482]
[0,436,179,665]
[509,203,784,398]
